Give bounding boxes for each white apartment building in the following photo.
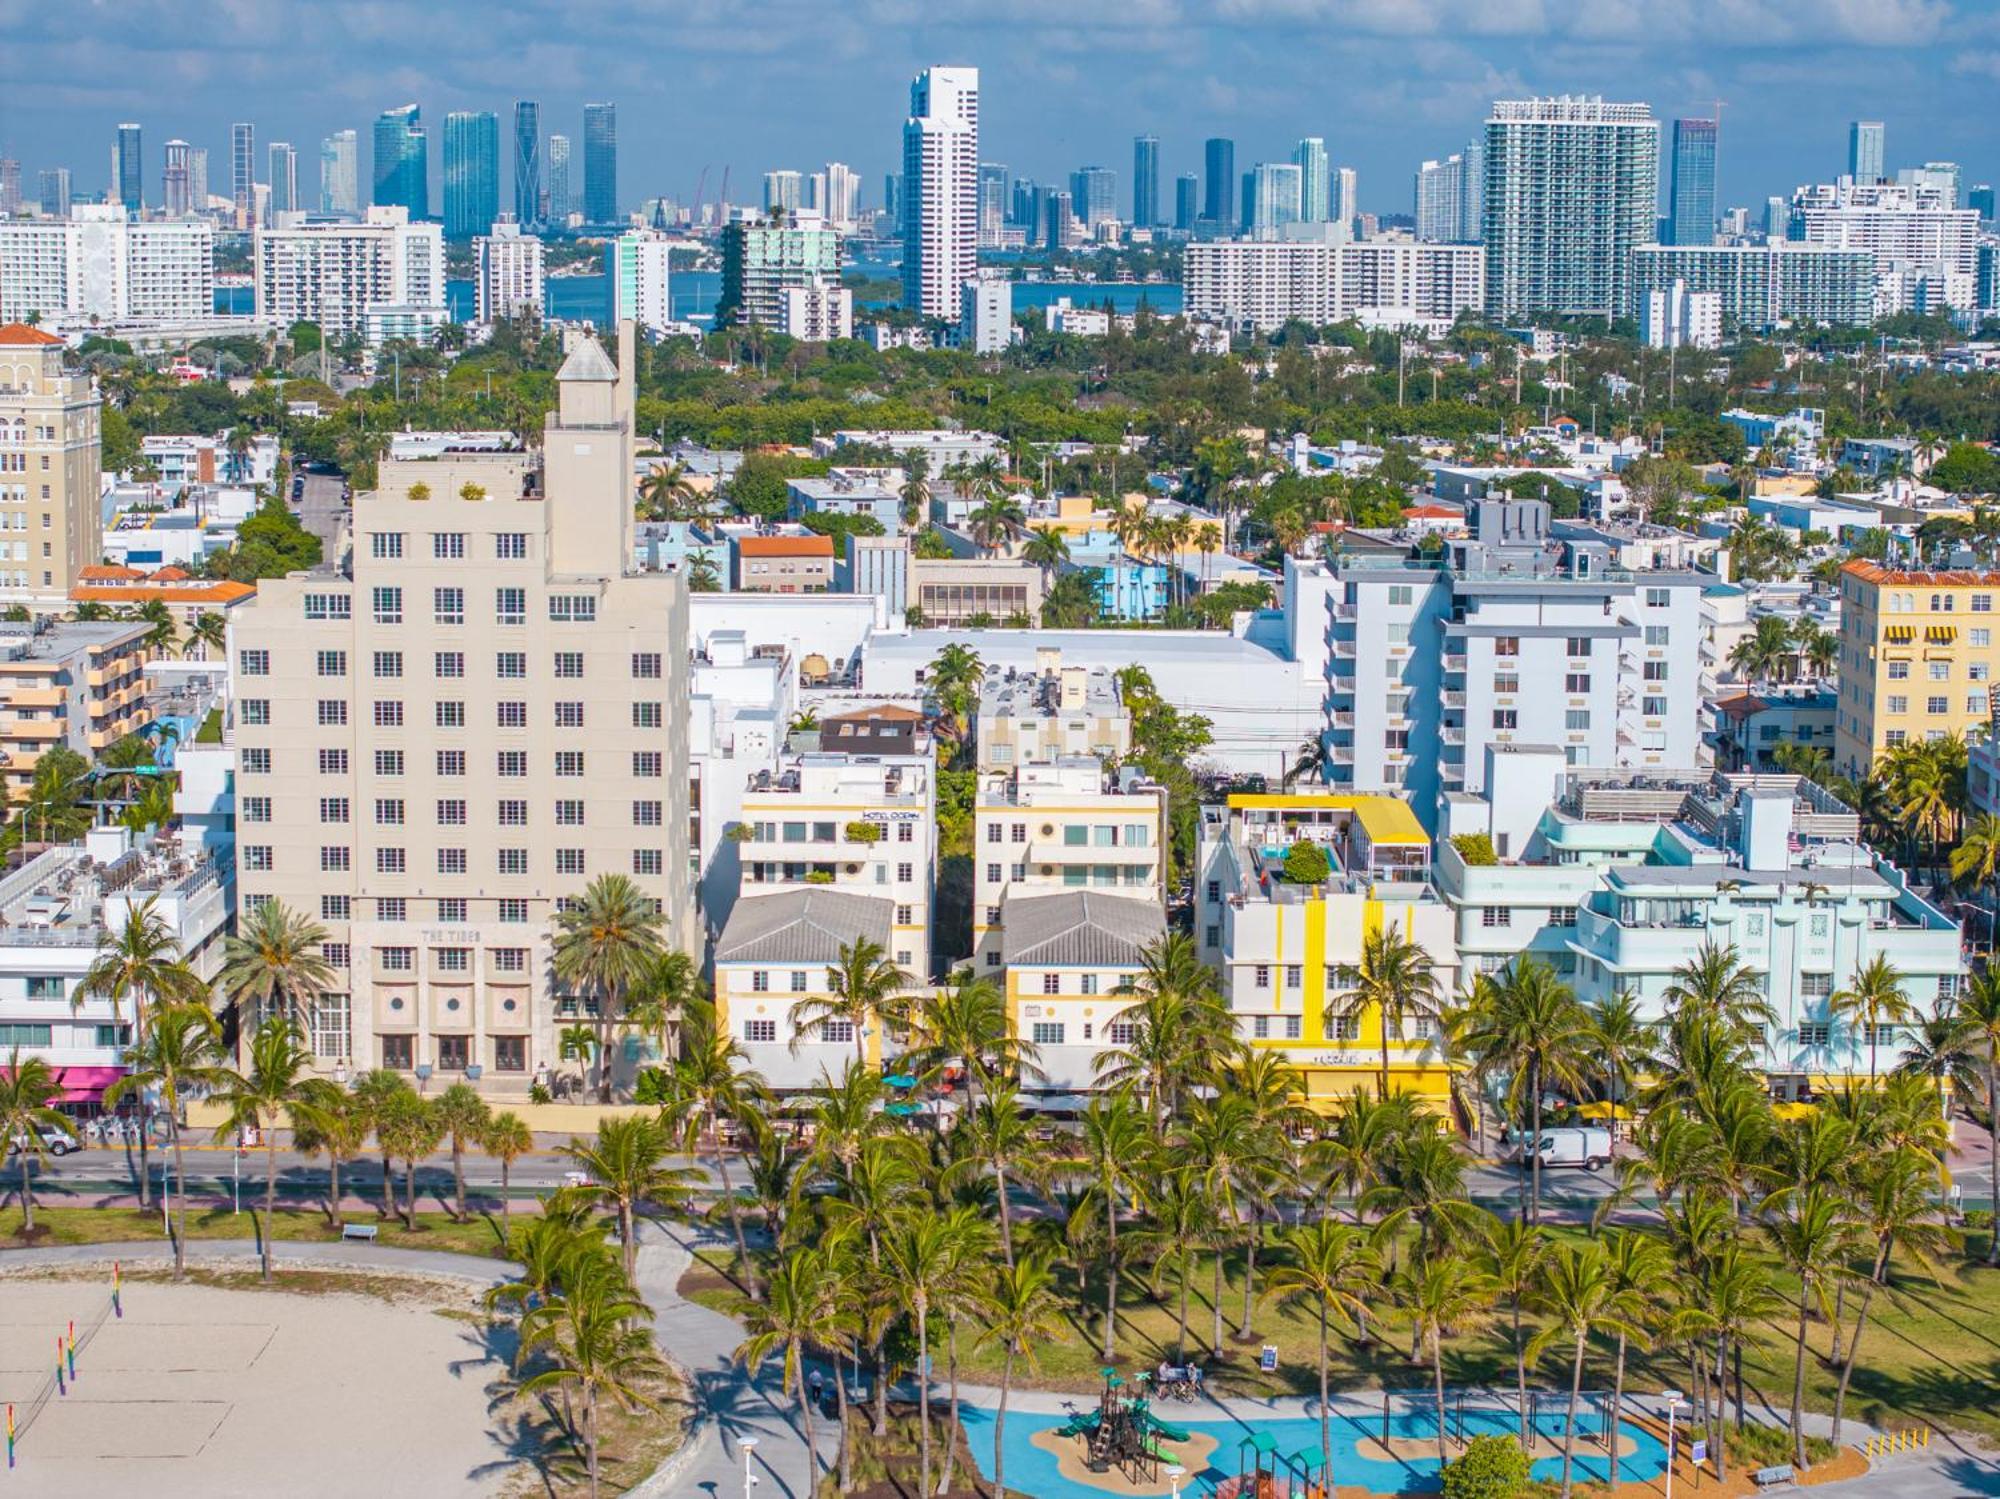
[0,206,214,325]
[252,207,446,340]
[1789,180,1980,311]
[728,751,936,979]
[225,323,692,1094]
[0,828,233,1089]
[976,653,1130,772]
[474,220,546,323]
[779,281,853,342]
[971,758,1167,973]
[1629,243,1875,329]
[959,276,1014,354]
[608,232,675,337]
[1641,279,1721,349]
[689,628,793,929]
[1439,765,1964,1095]
[902,66,980,320]
[1183,236,1486,332]
[1315,499,1706,826]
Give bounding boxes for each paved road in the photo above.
[295,469,348,559]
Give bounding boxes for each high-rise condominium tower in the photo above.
[1294,137,1329,222]
[1251,162,1303,236]
[582,103,617,225]
[1849,120,1885,184]
[546,135,571,223]
[1174,173,1198,231]
[374,105,428,217]
[231,122,256,227]
[1071,166,1115,229]
[163,139,193,216]
[113,123,143,213]
[901,65,979,320]
[1668,117,1717,246]
[513,102,541,226]
[1133,135,1160,228]
[1333,167,1358,228]
[268,142,298,220]
[320,131,359,216]
[39,168,72,218]
[1203,137,1234,225]
[443,111,500,240]
[1415,155,1464,242]
[977,163,1008,248]
[1483,96,1659,318]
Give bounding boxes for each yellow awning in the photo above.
[1577,1101,1634,1121]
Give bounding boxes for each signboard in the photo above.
[1691,1440,1708,1465]
[1259,1345,1279,1373]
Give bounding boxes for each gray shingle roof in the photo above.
[556,338,618,383]
[1002,889,1164,968]
[714,888,895,965]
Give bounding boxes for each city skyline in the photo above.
[3,4,1994,223]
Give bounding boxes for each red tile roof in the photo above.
[0,323,62,346]
[738,535,834,558]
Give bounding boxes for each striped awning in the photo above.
[1884,625,1916,643]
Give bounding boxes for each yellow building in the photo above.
[1195,792,1458,1110]
[0,621,151,801]
[1000,888,1166,1097]
[0,323,101,614]
[1835,561,2000,774]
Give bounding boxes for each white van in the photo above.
[1513,1126,1613,1171]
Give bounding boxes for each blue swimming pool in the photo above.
[959,1402,1670,1497]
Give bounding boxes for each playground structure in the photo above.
[1055,1368,1193,1484]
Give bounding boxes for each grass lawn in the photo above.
[685,1222,2000,1445]
[1,1204,509,1258]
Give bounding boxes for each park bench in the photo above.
[339,1222,379,1242]
[1751,1464,1795,1488]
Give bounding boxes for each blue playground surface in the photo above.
[959,1402,1671,1496]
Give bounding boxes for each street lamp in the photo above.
[1661,1388,1688,1499]
[1166,1463,1186,1499]
[740,1436,758,1499]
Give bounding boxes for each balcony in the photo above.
[1442,652,1467,674]
[1441,725,1465,745]
[1442,690,1466,709]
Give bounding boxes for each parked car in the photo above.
[1510,1126,1612,1171]
[7,1125,79,1157]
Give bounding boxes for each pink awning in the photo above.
[51,1065,127,1103]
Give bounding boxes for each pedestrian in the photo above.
[808,1367,824,1412]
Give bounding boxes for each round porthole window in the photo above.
[389,997,404,1012]
[502,998,518,1013]
[446,997,461,1012]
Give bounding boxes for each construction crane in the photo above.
[716,165,731,222]
[689,165,709,224]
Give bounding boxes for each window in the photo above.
[554,651,585,679]
[375,749,403,776]
[435,701,465,728]
[497,750,527,777]
[437,898,467,923]
[633,849,663,875]
[373,700,403,728]
[381,1035,414,1070]
[1929,661,1951,681]
[496,587,526,624]
[497,799,528,826]
[1645,587,1671,608]
[320,846,350,872]
[0,1024,52,1046]
[554,702,585,729]
[632,801,662,826]
[633,702,662,729]
[1333,1015,1360,1041]
[1976,594,1993,613]
[376,848,406,874]
[372,586,402,624]
[1254,965,1270,989]
[1492,709,1518,730]
[633,751,662,777]
[1565,709,1591,731]
[496,651,526,679]
[500,899,529,923]
[1887,661,1910,679]
[436,848,466,874]
[555,752,584,776]
[1493,674,1519,694]
[1481,906,1512,927]
[321,944,350,969]
[1564,636,1592,657]
[494,1036,526,1073]
[370,532,404,560]
[239,648,270,676]
[435,651,464,679]
[1644,625,1670,646]
[378,898,407,922]
[319,796,350,823]
[433,587,464,625]
[433,532,466,560]
[1928,696,1950,714]
[1887,695,1909,714]
[1800,972,1833,998]
[243,845,273,871]
[498,849,529,875]
[819,1018,854,1043]
[240,699,270,726]
[1975,629,1993,648]
[1642,696,1667,717]
[436,1035,470,1072]
[631,652,662,679]
[242,748,270,774]
[436,948,470,974]
[549,594,597,622]
[241,795,271,823]
[555,799,585,826]
[1643,661,1669,681]
[556,849,586,875]
[1564,674,1591,693]
[437,799,467,826]
[496,533,528,560]
[304,592,351,621]
[745,1019,777,1044]
[1494,636,1520,657]
[497,701,527,728]
[1798,1022,1832,1047]
[1031,1021,1066,1046]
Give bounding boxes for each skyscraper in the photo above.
[1849,120,1885,184]
[1070,166,1115,230]
[0,159,20,217]
[267,142,298,220]
[114,123,143,212]
[373,105,428,217]
[977,163,1008,247]
[39,168,71,218]
[320,131,358,216]
[1333,167,1358,229]
[443,111,500,239]
[1133,135,1160,228]
[1251,162,1303,236]
[1203,137,1234,225]
[547,135,572,223]
[582,103,617,225]
[901,65,979,320]
[1294,137,1329,222]
[188,148,209,215]
[884,174,902,226]
[1043,188,1074,251]
[1483,96,1659,319]
[1459,138,1485,243]
[763,170,803,215]
[1174,174,1198,232]
[231,122,255,228]
[1415,155,1464,242]
[163,139,193,217]
[825,163,861,231]
[513,102,541,226]
[1668,117,1718,246]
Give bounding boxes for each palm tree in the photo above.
[734,1243,837,1499]
[1326,922,1442,1100]
[517,1257,665,1499]
[882,1208,960,1498]
[638,462,698,521]
[1586,990,1660,1137]
[1829,954,1916,1080]
[1528,1240,1647,1499]
[291,1079,368,1226]
[653,997,770,1295]
[1831,1148,1954,1443]
[217,899,335,1036]
[106,1004,238,1279]
[1950,813,2000,948]
[76,897,210,1207]
[1078,1089,1152,1359]
[1,1048,76,1232]
[1094,932,1229,1126]
[1456,957,1590,1223]
[377,1089,443,1229]
[901,969,1040,1113]
[968,494,1025,555]
[1480,1216,1547,1453]
[1601,1228,1670,1490]
[955,1080,1037,1265]
[351,1068,412,1220]
[1762,1184,1861,1471]
[925,642,985,752]
[1021,523,1070,587]
[552,874,667,1102]
[130,596,177,654]
[791,937,907,1068]
[180,611,228,660]
[1398,1254,1497,1468]
[484,1112,535,1235]
[899,451,932,527]
[1263,1220,1378,1487]
[1135,1166,1215,1362]
[976,1253,1069,1499]
[431,1082,492,1223]
[213,1015,316,1280]
[561,1116,701,1280]
[1663,941,1778,1040]
[1959,971,2000,1265]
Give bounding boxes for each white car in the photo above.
[7,1125,79,1157]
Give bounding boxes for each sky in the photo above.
[2,0,1996,218]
